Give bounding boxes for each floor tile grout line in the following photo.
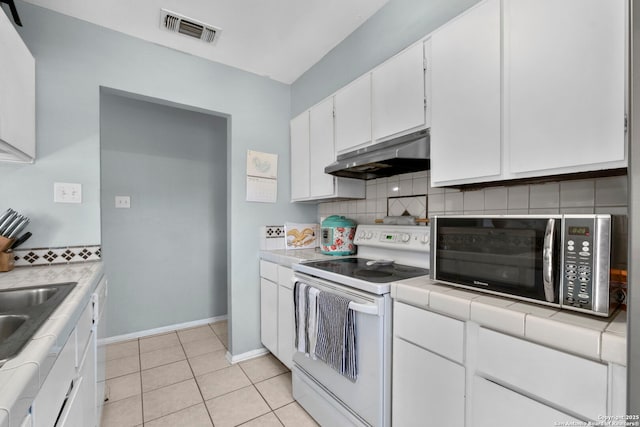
[235,407,280,426]
[252,372,295,412]
[138,338,145,426]
[141,401,206,426]
[140,375,207,424]
[102,323,228,426]
[178,329,217,426]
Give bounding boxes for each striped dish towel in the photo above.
[315,291,358,382]
[294,282,320,357]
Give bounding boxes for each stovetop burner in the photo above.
[300,257,429,284]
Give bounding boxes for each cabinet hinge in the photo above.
[423,58,428,71]
[625,114,628,133]
[333,108,335,118]
[424,97,427,109]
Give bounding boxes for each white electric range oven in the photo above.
[292,224,431,427]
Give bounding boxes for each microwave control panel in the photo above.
[561,217,597,311]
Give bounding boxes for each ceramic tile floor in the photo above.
[101,320,319,427]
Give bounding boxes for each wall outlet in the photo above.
[54,182,82,203]
[115,196,131,209]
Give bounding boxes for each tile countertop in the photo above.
[259,248,341,268]
[391,277,627,367]
[0,262,104,427]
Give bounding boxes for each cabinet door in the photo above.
[260,278,278,355]
[430,0,501,185]
[506,0,626,175]
[392,338,465,427]
[0,9,35,162]
[290,112,310,200]
[77,330,97,427]
[309,98,335,198]
[33,330,76,427]
[335,74,372,154]
[472,376,582,427]
[372,43,425,140]
[277,286,294,369]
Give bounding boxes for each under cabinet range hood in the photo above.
[325,129,430,180]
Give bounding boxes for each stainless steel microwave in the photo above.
[430,215,627,317]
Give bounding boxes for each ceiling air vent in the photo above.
[160,9,221,44]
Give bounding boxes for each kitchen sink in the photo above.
[0,315,28,341]
[0,287,59,312]
[0,283,77,367]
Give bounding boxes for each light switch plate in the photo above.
[54,182,82,203]
[115,196,131,209]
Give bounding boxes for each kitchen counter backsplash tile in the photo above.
[12,244,101,267]
[259,226,285,251]
[318,172,628,224]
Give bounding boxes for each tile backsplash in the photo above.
[318,172,628,224]
[13,245,101,267]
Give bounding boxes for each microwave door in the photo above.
[434,217,561,304]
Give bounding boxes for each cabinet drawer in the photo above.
[476,327,607,420]
[260,260,278,283]
[393,302,464,363]
[277,266,294,290]
[75,302,93,367]
[472,376,581,427]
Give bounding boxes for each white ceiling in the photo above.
[20,0,389,84]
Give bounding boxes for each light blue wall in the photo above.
[3,2,316,354]
[100,91,228,337]
[291,0,481,116]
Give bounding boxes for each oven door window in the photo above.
[435,218,560,302]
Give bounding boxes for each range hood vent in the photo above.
[325,129,430,180]
[160,9,221,44]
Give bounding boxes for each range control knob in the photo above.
[357,231,366,239]
[420,233,430,244]
[401,233,411,243]
[366,232,373,239]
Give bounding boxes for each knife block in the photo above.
[0,236,15,272]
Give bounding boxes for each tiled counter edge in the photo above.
[259,249,336,268]
[391,277,627,366]
[0,262,104,427]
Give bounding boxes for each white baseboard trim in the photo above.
[99,314,228,345]
[226,348,269,364]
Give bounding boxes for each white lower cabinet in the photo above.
[32,297,98,427]
[476,327,607,420]
[260,278,278,355]
[471,376,581,427]
[392,301,626,426]
[260,260,295,368]
[392,338,465,426]
[393,302,465,426]
[276,266,295,369]
[32,331,75,427]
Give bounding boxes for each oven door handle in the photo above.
[542,218,556,302]
[348,301,381,316]
[293,278,382,316]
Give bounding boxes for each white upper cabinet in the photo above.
[430,0,501,186]
[290,111,310,200]
[290,100,365,202]
[505,0,627,176]
[372,43,426,141]
[309,98,336,198]
[430,0,627,187]
[334,74,372,155]
[0,9,35,163]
